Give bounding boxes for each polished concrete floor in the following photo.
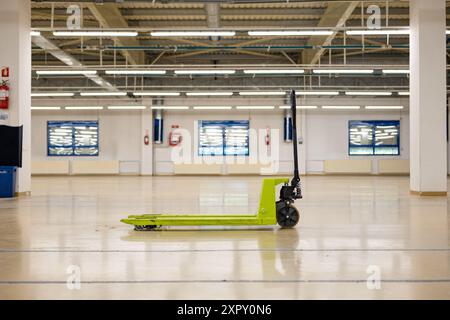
[0,175,449,299]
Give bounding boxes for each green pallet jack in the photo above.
[121,90,303,230]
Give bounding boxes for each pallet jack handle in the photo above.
[289,90,302,200]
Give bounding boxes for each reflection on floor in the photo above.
[0,175,449,299]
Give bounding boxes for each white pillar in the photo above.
[0,0,31,194]
[410,0,447,195]
[140,107,153,175]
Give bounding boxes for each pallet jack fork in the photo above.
[121,90,302,230]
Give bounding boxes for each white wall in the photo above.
[31,110,143,174]
[306,110,409,174]
[31,96,414,175]
[153,109,306,175]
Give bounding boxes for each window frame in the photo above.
[198,120,250,156]
[348,120,400,156]
[47,120,99,157]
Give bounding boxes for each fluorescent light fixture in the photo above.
[239,91,286,96]
[322,106,361,110]
[186,92,233,96]
[193,106,232,110]
[296,91,340,96]
[133,92,180,96]
[346,29,410,36]
[345,91,393,96]
[150,106,189,110]
[248,30,333,36]
[174,70,235,75]
[279,105,318,109]
[53,31,138,37]
[31,92,75,97]
[236,106,275,110]
[80,92,127,96]
[365,106,404,110]
[30,31,41,36]
[36,70,97,75]
[150,31,235,37]
[105,70,166,75]
[107,106,146,110]
[243,69,305,74]
[313,69,374,74]
[382,69,410,74]
[398,91,410,96]
[65,106,104,110]
[31,106,61,110]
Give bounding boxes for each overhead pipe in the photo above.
[105,44,411,51]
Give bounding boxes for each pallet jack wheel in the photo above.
[276,203,299,228]
[134,225,157,231]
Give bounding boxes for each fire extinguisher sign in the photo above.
[1,67,9,78]
[0,67,10,110]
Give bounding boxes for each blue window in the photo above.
[349,120,400,156]
[199,120,249,156]
[48,121,99,156]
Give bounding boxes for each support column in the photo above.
[0,0,31,194]
[410,0,447,195]
[140,106,153,175]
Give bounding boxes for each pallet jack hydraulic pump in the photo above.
[121,90,302,230]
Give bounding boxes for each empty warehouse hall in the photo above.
[0,0,450,307]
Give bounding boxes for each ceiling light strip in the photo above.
[80,92,127,96]
[239,91,286,96]
[322,106,361,110]
[243,69,305,74]
[345,91,393,96]
[36,70,97,75]
[53,31,138,37]
[186,92,233,96]
[248,30,333,36]
[107,106,146,110]
[279,106,318,109]
[150,106,189,110]
[193,106,232,110]
[365,106,404,110]
[105,70,166,75]
[31,92,75,97]
[151,31,236,37]
[31,106,61,110]
[296,91,340,96]
[236,106,275,110]
[346,29,410,36]
[174,70,235,75]
[65,106,104,110]
[133,92,180,96]
[313,69,374,74]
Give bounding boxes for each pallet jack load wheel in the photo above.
[276,204,299,228]
[134,225,157,231]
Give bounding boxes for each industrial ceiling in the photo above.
[29,1,447,95]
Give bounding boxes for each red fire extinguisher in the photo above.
[0,67,10,110]
[0,81,9,110]
[265,127,271,146]
[169,124,183,146]
[1,67,9,78]
[144,130,150,145]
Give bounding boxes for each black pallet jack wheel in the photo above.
[276,203,299,228]
[134,225,157,231]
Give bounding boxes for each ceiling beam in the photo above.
[32,34,115,90]
[86,3,145,65]
[301,1,358,64]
